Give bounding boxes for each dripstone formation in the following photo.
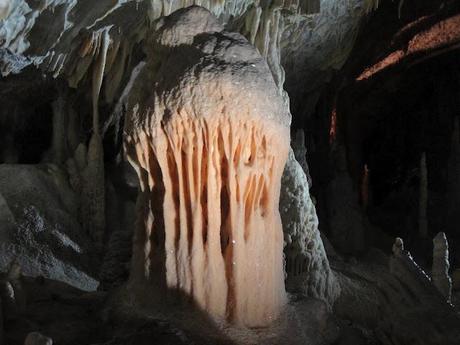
[124,7,290,327]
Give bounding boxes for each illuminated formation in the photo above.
[124,7,290,327]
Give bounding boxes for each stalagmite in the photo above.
[81,27,111,241]
[432,232,452,302]
[419,152,428,237]
[280,149,340,307]
[124,6,290,327]
[292,129,312,189]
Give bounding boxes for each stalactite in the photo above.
[91,28,111,133]
[81,27,111,242]
[104,39,129,103]
[432,232,452,302]
[419,152,428,238]
[125,7,290,327]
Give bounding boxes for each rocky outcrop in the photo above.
[124,7,290,327]
[0,164,98,291]
[280,149,340,307]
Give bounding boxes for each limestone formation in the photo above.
[81,133,105,242]
[0,165,98,291]
[124,7,290,327]
[280,149,339,307]
[432,232,452,302]
[292,129,312,189]
[24,332,53,345]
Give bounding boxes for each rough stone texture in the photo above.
[124,6,290,327]
[280,149,340,307]
[99,230,133,291]
[282,0,372,119]
[0,164,98,291]
[432,232,452,302]
[3,276,106,345]
[335,238,460,345]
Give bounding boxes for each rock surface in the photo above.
[0,164,98,291]
[280,148,340,307]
